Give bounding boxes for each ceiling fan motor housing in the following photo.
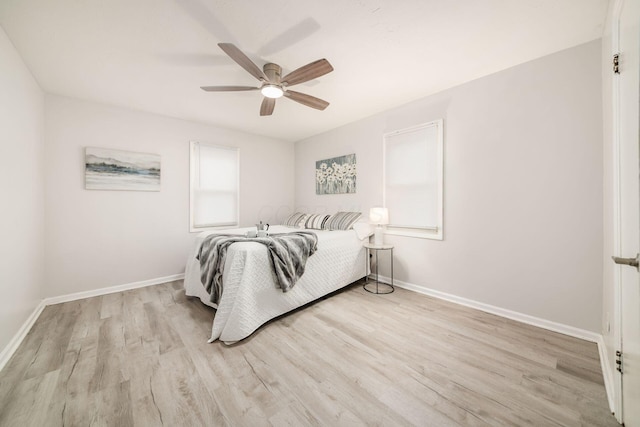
[263,63,282,84]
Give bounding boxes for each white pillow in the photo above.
[352,222,374,240]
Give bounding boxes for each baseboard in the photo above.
[0,273,185,373]
[0,300,46,372]
[378,275,601,342]
[44,273,185,305]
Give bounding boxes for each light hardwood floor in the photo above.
[0,279,619,426]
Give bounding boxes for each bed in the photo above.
[184,225,369,344]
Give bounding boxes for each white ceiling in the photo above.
[0,0,609,142]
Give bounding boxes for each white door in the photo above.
[614,0,640,425]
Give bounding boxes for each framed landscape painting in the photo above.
[315,153,356,195]
[85,147,161,191]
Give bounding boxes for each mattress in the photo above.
[184,225,368,344]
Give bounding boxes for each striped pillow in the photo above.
[324,212,362,230]
[283,212,308,228]
[304,214,330,230]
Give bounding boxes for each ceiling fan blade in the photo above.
[284,90,329,110]
[200,86,259,92]
[281,59,333,86]
[260,97,276,116]
[218,43,268,82]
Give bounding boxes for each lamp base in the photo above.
[374,226,384,246]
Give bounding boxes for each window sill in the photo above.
[190,224,238,233]
[385,227,443,241]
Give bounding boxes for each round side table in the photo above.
[363,243,394,294]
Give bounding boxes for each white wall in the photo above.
[45,95,294,297]
[295,40,603,332]
[0,26,45,351]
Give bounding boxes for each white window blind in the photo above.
[383,120,443,239]
[190,141,239,231]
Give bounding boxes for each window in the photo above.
[190,141,239,232]
[383,119,443,240]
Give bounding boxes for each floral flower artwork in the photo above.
[315,153,356,195]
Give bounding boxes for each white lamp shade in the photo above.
[369,207,389,225]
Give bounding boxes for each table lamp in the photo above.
[369,207,389,246]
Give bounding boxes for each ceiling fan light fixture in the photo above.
[261,84,284,99]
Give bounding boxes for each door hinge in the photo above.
[616,350,623,374]
[613,54,620,74]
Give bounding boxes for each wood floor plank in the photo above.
[100,291,124,320]
[143,300,185,355]
[335,291,590,425]
[23,302,79,380]
[0,280,619,426]
[0,369,60,426]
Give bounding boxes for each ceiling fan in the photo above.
[201,43,334,116]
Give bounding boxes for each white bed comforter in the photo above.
[184,225,367,344]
